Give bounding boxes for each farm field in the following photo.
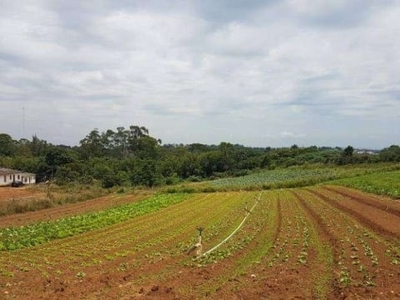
[1,186,400,299]
[0,187,149,228]
[332,169,400,198]
[184,163,400,192]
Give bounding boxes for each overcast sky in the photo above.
[1,0,399,149]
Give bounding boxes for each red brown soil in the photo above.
[0,186,43,202]
[1,187,400,299]
[304,186,400,299]
[310,186,400,238]
[324,185,400,218]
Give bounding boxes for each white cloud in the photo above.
[0,0,399,148]
[280,131,306,138]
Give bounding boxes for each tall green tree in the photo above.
[219,142,234,172]
[0,133,16,156]
[79,129,105,159]
[30,135,48,157]
[343,145,354,156]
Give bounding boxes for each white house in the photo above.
[0,168,36,187]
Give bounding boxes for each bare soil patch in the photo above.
[0,186,43,202]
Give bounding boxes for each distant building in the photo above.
[355,149,379,155]
[0,168,36,187]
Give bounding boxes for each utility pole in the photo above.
[22,107,25,138]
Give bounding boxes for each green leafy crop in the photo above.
[0,193,191,251]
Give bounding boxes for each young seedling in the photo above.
[339,268,351,286]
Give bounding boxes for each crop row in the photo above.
[260,190,333,299]
[1,187,400,299]
[185,188,400,299]
[211,167,342,188]
[0,193,191,251]
[0,191,262,298]
[209,165,394,190]
[295,188,400,298]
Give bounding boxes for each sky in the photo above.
[1,0,399,149]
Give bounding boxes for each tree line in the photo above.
[1,127,399,188]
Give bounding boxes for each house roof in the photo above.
[0,168,35,176]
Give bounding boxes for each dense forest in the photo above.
[1,126,399,188]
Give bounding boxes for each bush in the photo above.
[187,175,202,182]
[165,176,181,185]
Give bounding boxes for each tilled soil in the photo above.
[1,187,400,299]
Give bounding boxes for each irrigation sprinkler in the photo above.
[187,227,204,256]
[199,192,262,258]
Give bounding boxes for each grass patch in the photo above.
[331,170,400,198]
[0,183,113,217]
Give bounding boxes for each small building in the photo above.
[0,168,36,187]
